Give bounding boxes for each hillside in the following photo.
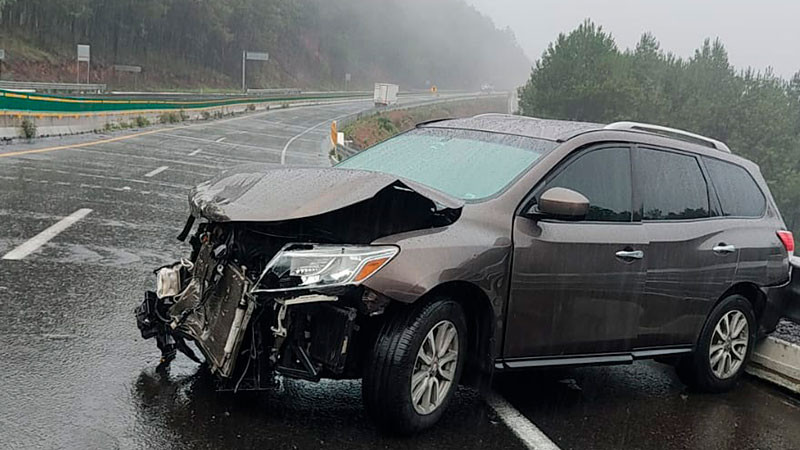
[0,0,531,91]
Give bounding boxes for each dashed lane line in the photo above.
[486,392,561,450]
[215,137,226,143]
[188,148,202,156]
[144,166,168,177]
[2,208,93,260]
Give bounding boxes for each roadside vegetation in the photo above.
[0,0,528,91]
[519,20,800,234]
[342,97,508,150]
[20,117,36,139]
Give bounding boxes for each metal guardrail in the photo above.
[0,89,371,114]
[0,80,106,93]
[246,88,302,96]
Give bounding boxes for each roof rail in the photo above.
[604,121,731,153]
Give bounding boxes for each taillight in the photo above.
[777,230,794,254]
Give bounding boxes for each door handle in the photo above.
[615,250,644,260]
[713,244,736,254]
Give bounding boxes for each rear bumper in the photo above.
[762,256,800,337]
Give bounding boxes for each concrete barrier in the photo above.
[747,336,800,394]
[0,95,370,140]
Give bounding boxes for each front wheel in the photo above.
[362,298,467,434]
[676,295,756,392]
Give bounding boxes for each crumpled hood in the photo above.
[189,165,464,222]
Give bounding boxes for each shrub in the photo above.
[134,116,150,128]
[247,103,256,111]
[21,118,36,139]
[159,112,181,124]
[202,111,211,120]
[376,116,397,134]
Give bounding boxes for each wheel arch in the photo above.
[416,280,496,390]
[717,282,767,319]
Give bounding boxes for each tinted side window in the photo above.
[542,147,632,222]
[703,157,766,217]
[638,148,709,221]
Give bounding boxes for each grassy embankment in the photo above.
[341,96,509,150]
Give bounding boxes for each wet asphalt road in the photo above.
[0,99,523,450]
[1,98,799,449]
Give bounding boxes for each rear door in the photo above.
[504,145,647,359]
[635,147,738,348]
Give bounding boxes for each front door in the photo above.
[504,145,647,359]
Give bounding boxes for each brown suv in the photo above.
[136,114,794,434]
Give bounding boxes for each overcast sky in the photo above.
[465,0,800,78]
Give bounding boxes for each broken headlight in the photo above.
[253,244,399,292]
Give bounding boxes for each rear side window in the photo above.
[542,146,632,222]
[703,157,766,217]
[638,148,710,221]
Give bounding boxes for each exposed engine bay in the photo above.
[135,166,462,391]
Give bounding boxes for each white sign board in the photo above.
[77,45,90,62]
[246,51,269,61]
[345,73,351,82]
[0,49,5,61]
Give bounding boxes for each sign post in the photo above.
[114,64,142,90]
[242,51,269,92]
[77,45,91,84]
[0,49,5,80]
[345,73,351,91]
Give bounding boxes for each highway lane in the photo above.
[0,98,526,449]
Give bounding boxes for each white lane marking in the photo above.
[280,112,354,164]
[2,208,93,260]
[215,137,226,143]
[486,392,561,450]
[144,166,168,178]
[188,148,202,156]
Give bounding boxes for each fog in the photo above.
[466,0,800,77]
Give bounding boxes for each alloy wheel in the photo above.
[708,309,749,379]
[410,320,459,415]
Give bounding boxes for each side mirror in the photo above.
[527,187,589,220]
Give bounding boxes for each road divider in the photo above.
[0,89,378,140]
[748,336,800,394]
[2,208,92,260]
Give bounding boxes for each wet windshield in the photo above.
[336,128,556,200]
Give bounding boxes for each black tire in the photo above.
[676,295,756,392]
[362,297,467,434]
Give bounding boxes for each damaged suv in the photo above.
[137,114,794,434]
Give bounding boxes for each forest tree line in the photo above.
[0,0,530,89]
[519,20,800,233]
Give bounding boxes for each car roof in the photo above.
[419,114,733,155]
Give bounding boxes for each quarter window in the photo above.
[703,157,766,217]
[542,147,632,222]
[638,148,710,221]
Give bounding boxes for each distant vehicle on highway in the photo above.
[136,114,794,434]
[373,82,398,106]
[481,83,494,93]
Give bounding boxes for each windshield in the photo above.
[336,128,556,200]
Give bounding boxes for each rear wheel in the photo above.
[676,295,756,392]
[362,298,467,434]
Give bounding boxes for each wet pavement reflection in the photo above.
[496,361,800,450]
